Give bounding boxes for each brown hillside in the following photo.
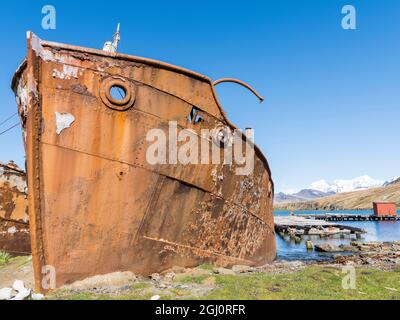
[274,183,400,211]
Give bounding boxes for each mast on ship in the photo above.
[103,23,121,53]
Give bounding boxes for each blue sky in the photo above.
[0,0,399,192]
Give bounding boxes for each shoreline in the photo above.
[1,240,399,300]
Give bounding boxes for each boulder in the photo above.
[0,288,13,300]
[62,271,137,290]
[306,241,314,250]
[11,280,31,300]
[339,244,360,252]
[163,272,176,282]
[314,244,344,253]
[232,265,253,273]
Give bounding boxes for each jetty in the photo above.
[274,216,366,241]
[295,213,400,222]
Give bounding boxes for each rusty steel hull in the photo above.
[12,32,275,291]
[0,163,30,256]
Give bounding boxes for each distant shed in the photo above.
[373,202,397,217]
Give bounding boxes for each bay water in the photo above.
[274,210,400,261]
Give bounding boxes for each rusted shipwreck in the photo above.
[12,31,275,291]
[0,161,30,256]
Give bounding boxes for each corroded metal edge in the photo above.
[24,31,46,292]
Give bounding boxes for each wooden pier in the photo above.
[295,213,400,222]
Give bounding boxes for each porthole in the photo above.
[100,77,136,111]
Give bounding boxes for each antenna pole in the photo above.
[103,23,121,53]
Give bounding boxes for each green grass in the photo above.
[0,251,11,266]
[175,274,210,284]
[201,266,400,300]
[196,264,214,271]
[48,266,400,300]
[48,281,168,300]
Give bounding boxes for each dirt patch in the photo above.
[0,256,33,289]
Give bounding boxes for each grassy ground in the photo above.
[2,257,399,300]
[49,266,400,300]
[0,251,11,266]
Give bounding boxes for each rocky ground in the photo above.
[1,241,400,300]
[318,241,400,271]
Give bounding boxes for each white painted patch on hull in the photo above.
[55,112,75,135]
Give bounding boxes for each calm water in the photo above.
[275,210,400,261]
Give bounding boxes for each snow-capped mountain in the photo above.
[309,175,383,193]
[274,189,335,203]
[383,177,400,187]
[276,175,399,204]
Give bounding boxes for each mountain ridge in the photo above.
[274,182,400,211]
[275,189,335,203]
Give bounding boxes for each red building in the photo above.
[373,202,397,217]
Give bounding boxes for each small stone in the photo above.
[362,258,374,265]
[151,295,161,300]
[157,283,168,289]
[214,267,235,275]
[175,284,189,289]
[150,273,161,282]
[232,265,253,273]
[31,293,45,300]
[0,288,13,300]
[163,272,175,282]
[306,241,314,250]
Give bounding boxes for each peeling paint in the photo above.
[55,112,75,135]
[16,78,28,116]
[30,32,53,61]
[7,226,17,234]
[0,167,27,193]
[52,65,79,80]
[27,73,38,105]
